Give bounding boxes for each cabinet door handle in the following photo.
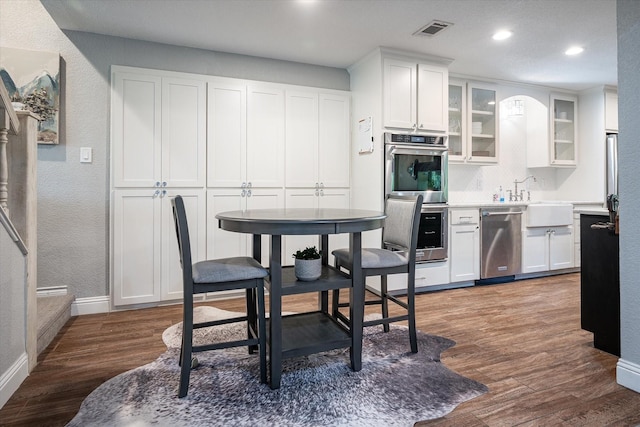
[241,182,247,189]
[241,189,246,197]
[155,181,161,187]
[247,189,252,197]
[153,189,160,197]
[162,181,167,187]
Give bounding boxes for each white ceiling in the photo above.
[40,0,617,91]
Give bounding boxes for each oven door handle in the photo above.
[388,145,447,156]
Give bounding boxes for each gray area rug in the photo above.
[67,307,487,427]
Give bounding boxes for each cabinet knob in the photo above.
[154,189,160,197]
[247,189,252,197]
[241,189,246,197]
[162,181,167,187]
[155,181,161,187]
[241,182,247,189]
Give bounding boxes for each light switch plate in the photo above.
[80,147,92,163]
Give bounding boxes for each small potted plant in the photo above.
[292,246,322,281]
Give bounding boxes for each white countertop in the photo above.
[448,200,603,210]
[574,208,609,216]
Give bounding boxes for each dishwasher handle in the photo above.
[481,211,523,217]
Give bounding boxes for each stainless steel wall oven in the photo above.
[383,133,449,262]
[384,133,448,204]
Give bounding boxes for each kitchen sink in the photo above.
[526,202,573,227]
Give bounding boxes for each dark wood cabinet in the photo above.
[580,214,620,356]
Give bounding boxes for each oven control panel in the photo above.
[385,133,446,146]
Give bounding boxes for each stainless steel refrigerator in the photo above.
[606,133,619,219]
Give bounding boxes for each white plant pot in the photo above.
[294,258,322,281]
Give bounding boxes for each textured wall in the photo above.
[0,0,349,299]
[617,0,640,368]
[0,225,26,375]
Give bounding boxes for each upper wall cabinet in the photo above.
[112,71,206,188]
[285,91,350,189]
[207,82,285,189]
[448,79,499,164]
[549,93,578,166]
[383,59,448,133]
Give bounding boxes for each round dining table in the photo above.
[216,208,385,389]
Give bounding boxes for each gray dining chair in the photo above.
[331,194,423,353]
[171,195,268,398]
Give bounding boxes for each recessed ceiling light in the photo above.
[492,30,513,41]
[565,46,584,56]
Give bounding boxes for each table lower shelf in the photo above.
[269,311,352,359]
[266,265,352,295]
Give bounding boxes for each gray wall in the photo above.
[0,224,26,376]
[0,0,349,298]
[618,0,640,377]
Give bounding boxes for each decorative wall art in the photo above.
[0,47,60,144]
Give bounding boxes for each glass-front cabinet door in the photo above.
[448,80,466,161]
[467,82,498,163]
[550,93,577,166]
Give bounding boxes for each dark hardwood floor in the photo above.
[1,272,639,426]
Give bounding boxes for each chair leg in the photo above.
[179,296,195,398]
[256,281,267,384]
[332,289,341,318]
[246,288,257,354]
[381,275,390,333]
[332,259,341,318]
[407,271,418,353]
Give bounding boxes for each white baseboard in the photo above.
[71,296,111,316]
[0,352,28,409]
[36,286,68,297]
[617,358,640,393]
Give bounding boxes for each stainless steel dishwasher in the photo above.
[480,207,522,279]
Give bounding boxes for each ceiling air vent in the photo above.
[414,20,453,37]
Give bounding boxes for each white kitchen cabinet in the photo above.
[383,58,448,132]
[467,82,498,163]
[206,188,284,265]
[447,79,467,160]
[112,70,206,188]
[112,189,206,305]
[522,226,574,274]
[285,91,350,189]
[284,188,350,266]
[208,82,285,189]
[387,261,450,293]
[449,209,480,282]
[549,93,578,166]
[448,80,498,164]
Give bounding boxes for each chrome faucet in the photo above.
[514,176,537,201]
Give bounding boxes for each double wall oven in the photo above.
[384,133,448,263]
